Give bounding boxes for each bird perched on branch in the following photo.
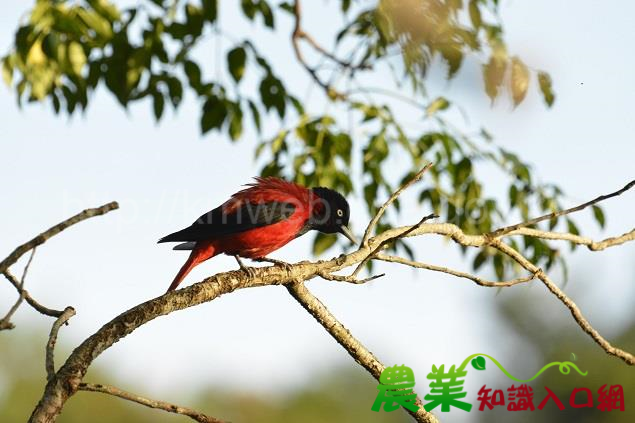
[159,177,357,292]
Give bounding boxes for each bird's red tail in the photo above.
[166,243,216,292]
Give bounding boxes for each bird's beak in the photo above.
[339,225,358,245]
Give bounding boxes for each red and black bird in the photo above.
[159,177,356,292]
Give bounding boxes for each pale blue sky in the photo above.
[1,2,633,421]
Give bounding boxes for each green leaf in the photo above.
[152,90,164,121]
[566,218,579,236]
[259,74,286,117]
[67,41,86,75]
[510,56,529,106]
[471,356,486,371]
[468,0,482,28]
[493,254,504,280]
[248,100,261,133]
[228,102,243,140]
[538,71,555,107]
[227,46,247,83]
[241,0,257,20]
[483,55,507,102]
[426,97,449,116]
[2,56,13,86]
[202,0,218,23]
[258,1,275,28]
[440,44,463,78]
[200,95,227,134]
[473,251,487,271]
[313,232,337,255]
[592,205,605,228]
[167,77,183,107]
[184,60,201,90]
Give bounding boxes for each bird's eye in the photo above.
[336,209,344,217]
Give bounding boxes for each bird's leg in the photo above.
[234,255,257,278]
[253,257,293,272]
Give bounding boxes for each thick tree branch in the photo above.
[78,383,225,423]
[286,281,439,423]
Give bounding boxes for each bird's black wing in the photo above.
[158,200,296,242]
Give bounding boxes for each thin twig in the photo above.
[78,383,225,423]
[353,213,437,278]
[286,281,439,423]
[375,253,536,287]
[291,0,346,99]
[490,180,635,237]
[0,201,119,274]
[318,270,385,284]
[0,249,37,330]
[2,270,64,317]
[46,307,76,381]
[362,163,433,246]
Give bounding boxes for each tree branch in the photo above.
[488,238,634,365]
[2,269,64,318]
[502,227,635,251]
[78,382,225,423]
[375,253,537,288]
[0,201,119,274]
[286,281,439,423]
[362,163,433,246]
[490,179,635,237]
[0,248,36,330]
[290,0,346,100]
[46,307,76,381]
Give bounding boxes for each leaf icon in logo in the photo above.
[570,352,577,362]
[471,356,486,371]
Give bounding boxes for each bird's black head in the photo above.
[309,187,357,244]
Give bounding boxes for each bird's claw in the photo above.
[234,255,257,278]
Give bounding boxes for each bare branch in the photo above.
[318,270,385,284]
[490,179,635,237]
[0,201,119,274]
[503,227,635,251]
[375,254,537,288]
[0,249,37,330]
[290,0,346,100]
[286,281,439,423]
[78,383,225,423]
[46,307,76,381]
[489,238,634,365]
[353,212,438,278]
[2,270,64,318]
[362,163,433,246]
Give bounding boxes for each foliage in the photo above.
[1,0,604,279]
